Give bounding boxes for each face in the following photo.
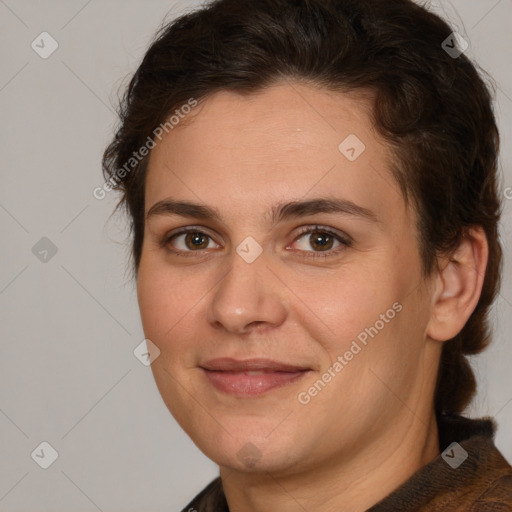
[137,82,439,475]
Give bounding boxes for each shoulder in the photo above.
[438,442,512,512]
[180,476,228,512]
[470,472,512,511]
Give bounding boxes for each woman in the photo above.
[102,0,512,509]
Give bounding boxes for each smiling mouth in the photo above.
[200,358,312,396]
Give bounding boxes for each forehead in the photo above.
[145,82,408,229]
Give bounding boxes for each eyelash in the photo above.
[160,225,352,259]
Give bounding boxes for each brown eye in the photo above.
[163,229,219,253]
[308,231,335,251]
[293,229,344,252]
[289,226,351,259]
[184,232,210,250]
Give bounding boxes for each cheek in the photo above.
[136,257,218,375]
[311,270,401,350]
[137,259,191,344]
[311,257,422,383]
[136,261,204,424]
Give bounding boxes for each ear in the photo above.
[426,227,489,342]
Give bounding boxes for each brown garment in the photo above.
[181,413,512,511]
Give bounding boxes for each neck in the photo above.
[220,409,439,512]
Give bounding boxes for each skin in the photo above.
[137,81,488,512]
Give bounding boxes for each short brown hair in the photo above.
[102,0,503,415]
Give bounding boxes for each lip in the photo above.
[201,357,309,372]
[200,358,311,396]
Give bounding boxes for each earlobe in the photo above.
[426,227,489,342]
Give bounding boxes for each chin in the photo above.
[195,426,305,474]
[214,447,301,474]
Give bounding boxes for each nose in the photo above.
[207,247,287,335]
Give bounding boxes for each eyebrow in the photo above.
[146,197,379,226]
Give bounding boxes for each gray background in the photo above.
[0,0,511,510]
